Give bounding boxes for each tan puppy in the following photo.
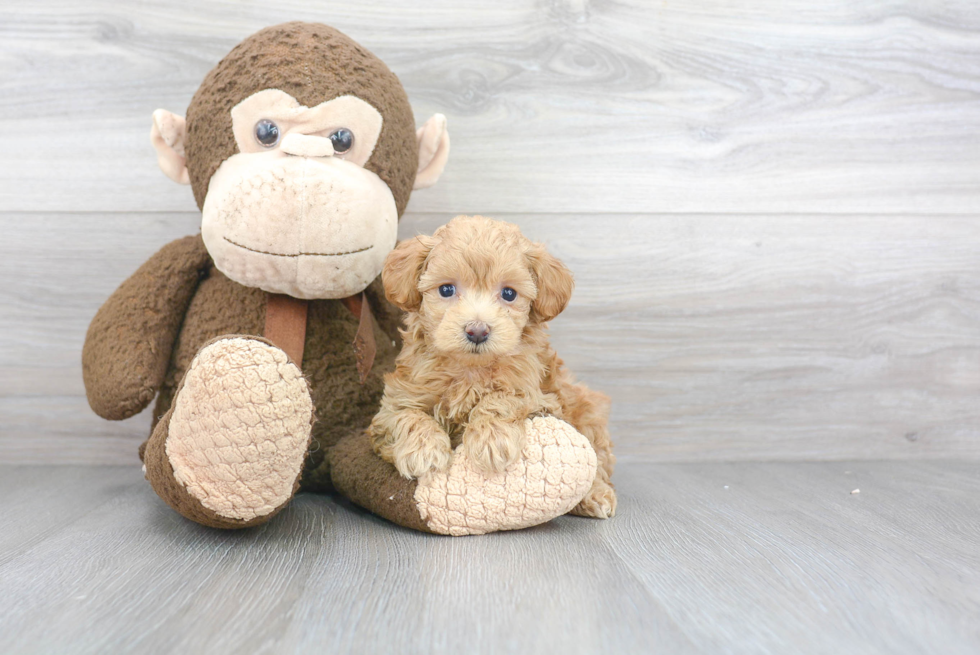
[370,216,616,518]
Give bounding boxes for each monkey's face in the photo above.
[152,23,451,299]
[201,90,398,299]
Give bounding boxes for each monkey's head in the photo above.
[150,22,450,299]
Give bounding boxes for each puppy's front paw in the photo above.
[463,419,526,476]
[570,477,618,519]
[392,428,453,479]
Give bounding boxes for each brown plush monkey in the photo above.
[83,23,597,535]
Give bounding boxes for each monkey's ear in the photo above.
[150,109,191,185]
[528,244,575,323]
[413,114,450,190]
[383,235,437,311]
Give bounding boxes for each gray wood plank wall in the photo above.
[1,0,978,464]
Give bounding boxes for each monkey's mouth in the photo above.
[224,237,373,258]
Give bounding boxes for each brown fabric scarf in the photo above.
[264,292,376,382]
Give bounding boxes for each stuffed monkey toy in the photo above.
[82,22,598,536]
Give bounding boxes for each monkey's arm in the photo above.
[82,234,210,420]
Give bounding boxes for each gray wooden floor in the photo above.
[1,461,978,654]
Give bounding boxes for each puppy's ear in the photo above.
[528,243,574,323]
[383,235,437,311]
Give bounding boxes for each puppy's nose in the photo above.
[465,322,490,344]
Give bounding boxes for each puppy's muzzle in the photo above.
[465,321,490,345]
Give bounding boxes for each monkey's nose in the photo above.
[280,133,335,158]
[465,322,490,344]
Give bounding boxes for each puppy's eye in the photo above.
[254,119,280,147]
[330,128,354,154]
[501,287,517,302]
[439,284,456,298]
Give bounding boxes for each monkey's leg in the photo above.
[330,416,597,536]
[142,336,312,529]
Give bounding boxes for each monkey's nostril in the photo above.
[465,322,490,345]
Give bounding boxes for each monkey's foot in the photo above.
[414,416,597,536]
[143,336,313,528]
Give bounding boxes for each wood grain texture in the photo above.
[3,211,977,464]
[606,460,980,654]
[2,3,978,649]
[0,462,977,654]
[0,0,978,214]
[1,1,979,463]
[0,467,135,567]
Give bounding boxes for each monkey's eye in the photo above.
[330,128,354,154]
[439,284,456,298]
[501,287,518,302]
[254,119,280,147]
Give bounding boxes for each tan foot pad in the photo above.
[415,416,598,536]
[166,338,313,522]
